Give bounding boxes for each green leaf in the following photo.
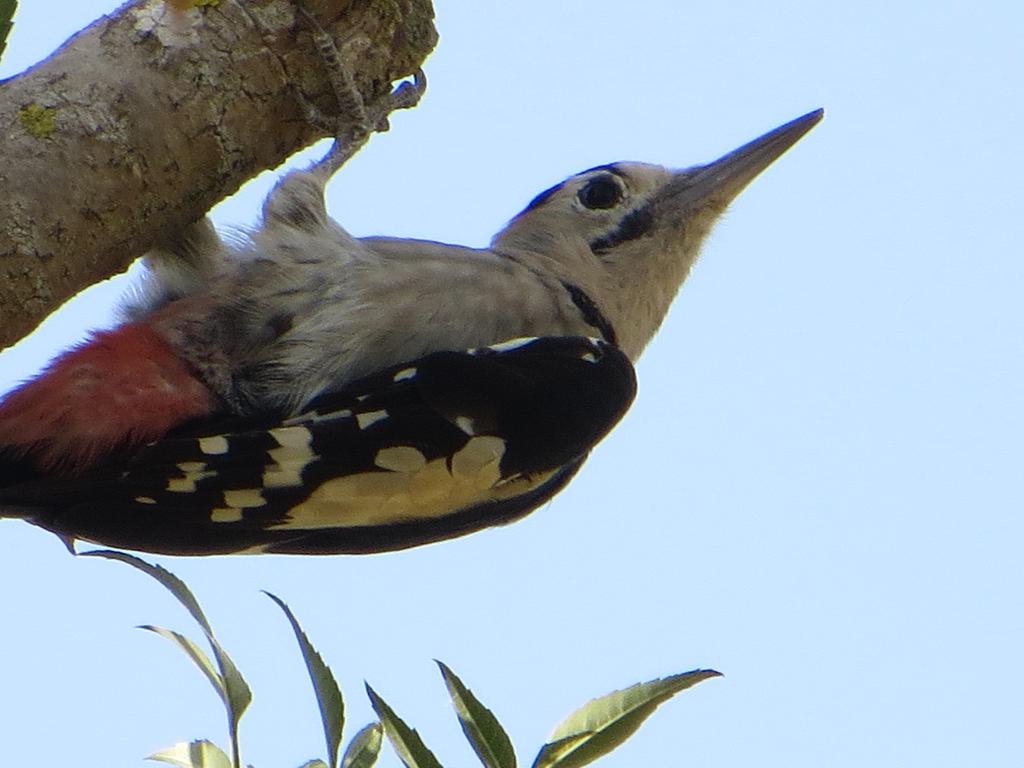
[341,724,383,768]
[531,669,721,768]
[149,740,233,768]
[83,550,215,634]
[0,0,15,63]
[436,661,516,768]
[297,761,330,768]
[365,684,444,768]
[140,625,226,706]
[528,735,592,768]
[84,550,252,768]
[266,591,345,768]
[213,641,254,737]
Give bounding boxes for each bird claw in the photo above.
[294,7,426,180]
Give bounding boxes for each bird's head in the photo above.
[492,109,823,360]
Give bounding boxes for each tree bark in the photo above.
[0,0,437,349]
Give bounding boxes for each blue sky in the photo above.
[1,2,1022,767]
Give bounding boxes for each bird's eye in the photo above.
[577,175,624,210]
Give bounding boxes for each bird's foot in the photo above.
[295,7,426,180]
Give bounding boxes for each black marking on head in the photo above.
[522,163,627,214]
[561,283,618,345]
[589,204,655,254]
[577,162,626,177]
[522,180,566,214]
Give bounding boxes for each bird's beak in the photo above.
[667,108,824,210]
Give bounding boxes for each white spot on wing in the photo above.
[232,543,272,554]
[270,426,313,447]
[393,367,417,382]
[211,507,245,523]
[134,496,157,505]
[263,468,304,488]
[167,461,217,492]
[223,488,266,509]
[265,429,314,487]
[482,336,537,353]
[580,352,597,363]
[265,425,316,488]
[450,436,505,484]
[356,409,388,430]
[455,415,477,435]
[199,435,229,455]
[270,436,557,532]
[283,408,352,426]
[375,446,427,473]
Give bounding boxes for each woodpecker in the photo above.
[0,43,822,554]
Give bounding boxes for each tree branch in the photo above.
[0,0,437,349]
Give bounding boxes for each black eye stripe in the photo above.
[589,204,655,253]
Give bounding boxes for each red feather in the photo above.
[0,323,214,474]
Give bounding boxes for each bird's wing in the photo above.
[2,336,636,555]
